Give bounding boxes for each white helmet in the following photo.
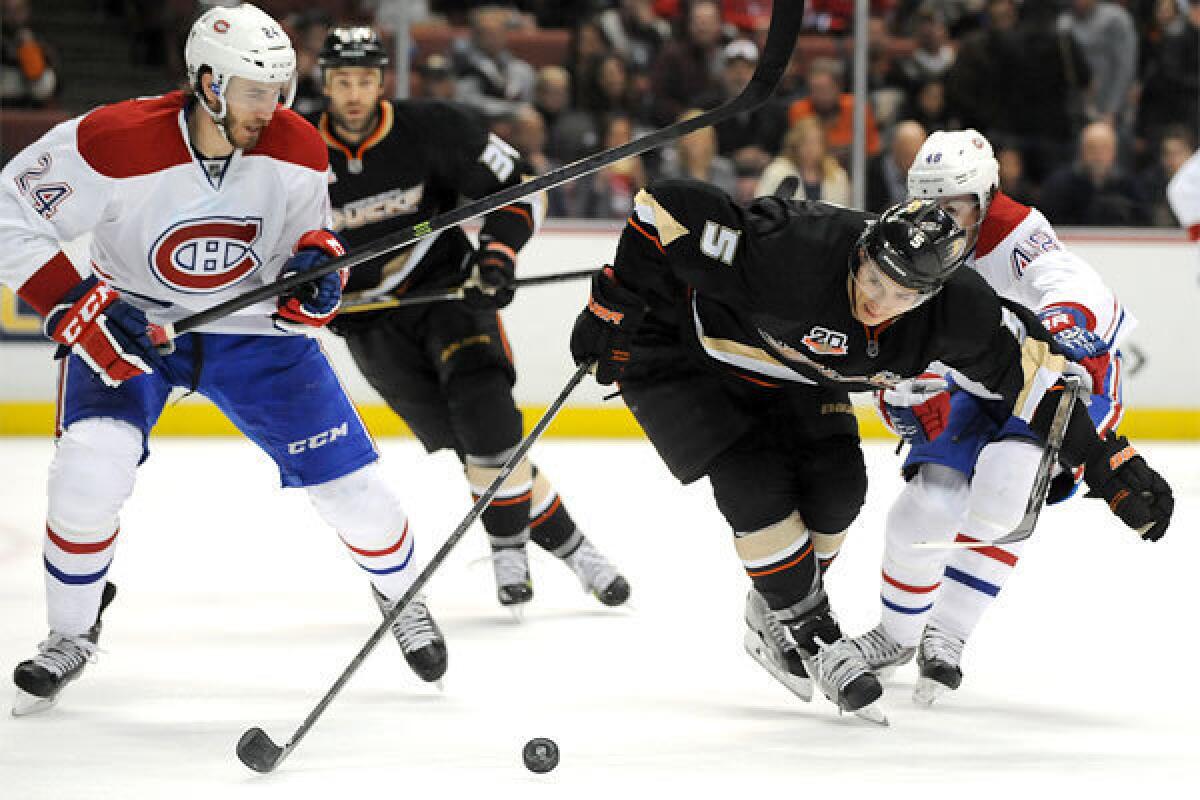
[907,129,1000,214]
[185,3,297,119]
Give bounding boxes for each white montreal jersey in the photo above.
[1167,149,1200,244]
[968,191,1135,353]
[0,91,331,334]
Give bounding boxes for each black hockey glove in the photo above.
[463,241,517,309]
[569,267,646,385]
[1082,433,1174,542]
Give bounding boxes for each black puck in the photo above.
[522,737,559,773]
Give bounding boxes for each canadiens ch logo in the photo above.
[149,216,263,294]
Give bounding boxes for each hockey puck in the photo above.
[522,737,559,773]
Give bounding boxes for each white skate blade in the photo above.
[851,702,889,726]
[742,630,813,702]
[913,677,951,706]
[12,688,57,717]
[506,604,526,623]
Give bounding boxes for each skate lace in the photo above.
[34,633,97,676]
[392,597,437,653]
[921,624,965,667]
[813,638,872,693]
[491,547,529,588]
[852,625,909,668]
[566,541,616,591]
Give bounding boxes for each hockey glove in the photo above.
[45,276,166,388]
[463,240,517,310]
[275,229,349,329]
[569,267,646,385]
[876,374,952,445]
[1039,307,1112,393]
[1082,432,1174,542]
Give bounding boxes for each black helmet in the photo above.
[856,200,968,294]
[319,27,389,70]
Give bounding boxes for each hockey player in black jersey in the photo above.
[309,27,629,614]
[570,180,1173,721]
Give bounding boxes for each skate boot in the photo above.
[743,589,811,702]
[564,538,630,607]
[491,545,533,612]
[13,581,117,716]
[913,622,964,706]
[848,624,915,678]
[373,588,448,685]
[790,610,888,725]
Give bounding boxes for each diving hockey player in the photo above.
[1,4,446,715]
[849,129,1143,705]
[308,27,628,614]
[569,180,1173,722]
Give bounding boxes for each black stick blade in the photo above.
[237,727,284,773]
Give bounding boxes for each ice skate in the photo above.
[848,623,915,678]
[490,546,533,617]
[742,590,812,702]
[13,582,116,716]
[564,538,630,607]
[913,622,964,706]
[373,588,448,685]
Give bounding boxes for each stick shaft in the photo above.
[342,267,598,312]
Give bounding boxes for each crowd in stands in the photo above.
[2,0,1198,227]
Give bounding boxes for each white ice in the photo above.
[1,437,1197,799]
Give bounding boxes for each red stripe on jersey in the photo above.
[47,525,118,554]
[247,107,329,173]
[341,523,409,558]
[882,571,941,593]
[1188,223,1200,242]
[975,192,1033,258]
[77,92,192,178]
[18,251,81,315]
[953,534,1019,566]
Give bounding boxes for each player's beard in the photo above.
[223,107,271,150]
[333,104,380,139]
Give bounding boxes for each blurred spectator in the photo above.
[0,0,58,108]
[789,58,881,169]
[756,116,851,205]
[802,1,898,34]
[996,146,1038,208]
[649,0,724,126]
[1136,2,1199,163]
[865,16,905,129]
[1040,121,1150,226]
[896,78,956,134]
[563,113,648,218]
[1058,0,1137,129]
[290,10,333,117]
[509,105,550,173]
[659,109,738,196]
[893,0,988,36]
[1139,125,1197,227]
[944,0,1021,136]
[722,0,775,32]
[697,39,788,178]
[865,120,926,212]
[888,5,956,100]
[414,54,458,101]
[578,53,636,115]
[452,5,536,119]
[596,0,671,72]
[566,17,614,107]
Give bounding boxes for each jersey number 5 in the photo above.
[700,221,740,265]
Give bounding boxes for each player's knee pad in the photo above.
[47,417,142,537]
[963,439,1043,539]
[307,462,406,549]
[886,464,969,561]
[795,435,867,534]
[443,368,522,456]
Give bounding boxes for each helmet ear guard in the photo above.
[857,200,969,295]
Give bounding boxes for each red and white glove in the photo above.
[44,276,167,387]
[876,373,952,445]
[1038,306,1112,393]
[274,229,349,329]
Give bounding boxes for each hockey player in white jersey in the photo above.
[848,130,1147,705]
[0,4,447,716]
[1167,147,1200,249]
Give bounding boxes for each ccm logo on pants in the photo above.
[288,422,349,454]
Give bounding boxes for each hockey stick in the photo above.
[236,362,592,773]
[340,267,598,313]
[912,376,1084,550]
[151,1,806,344]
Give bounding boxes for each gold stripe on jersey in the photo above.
[734,512,809,566]
[634,189,689,245]
[1015,337,1066,414]
[701,335,786,370]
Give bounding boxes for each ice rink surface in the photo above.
[0,437,1196,799]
